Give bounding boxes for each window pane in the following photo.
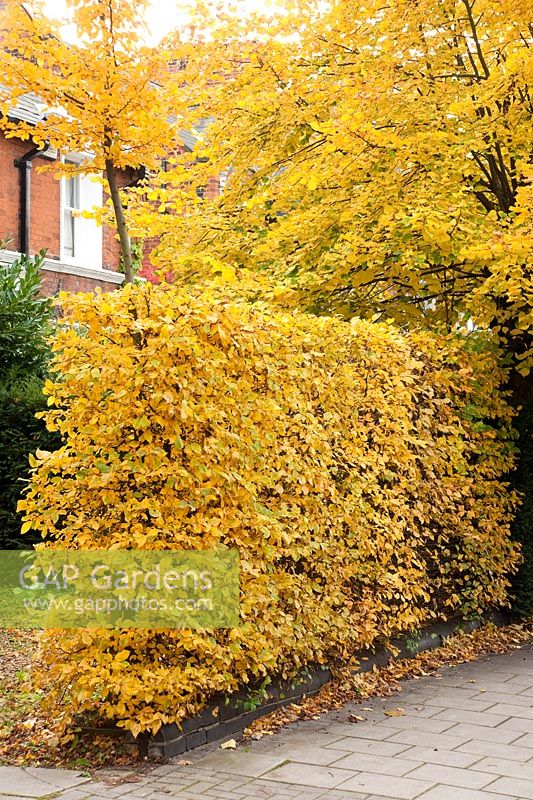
[63,209,75,257]
[65,175,80,209]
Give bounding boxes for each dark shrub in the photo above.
[0,251,53,375]
[0,251,59,547]
[0,375,60,547]
[510,400,533,617]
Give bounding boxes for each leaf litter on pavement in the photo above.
[243,620,532,740]
[0,620,531,765]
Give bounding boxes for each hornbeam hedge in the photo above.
[20,283,520,737]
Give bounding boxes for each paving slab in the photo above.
[338,771,433,799]
[328,753,422,776]
[262,746,352,766]
[429,708,509,727]
[416,789,516,800]
[393,745,481,768]
[324,737,412,756]
[0,767,90,797]
[472,755,533,780]
[185,751,287,778]
[404,763,494,789]
[456,737,533,761]
[260,762,355,789]
[480,776,533,799]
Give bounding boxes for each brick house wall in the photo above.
[0,134,60,258]
[1,129,126,294]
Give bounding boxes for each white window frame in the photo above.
[60,153,103,270]
[61,157,80,261]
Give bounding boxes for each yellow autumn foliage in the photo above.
[19,283,520,737]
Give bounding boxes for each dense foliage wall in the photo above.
[20,284,520,736]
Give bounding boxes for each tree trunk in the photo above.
[105,159,134,283]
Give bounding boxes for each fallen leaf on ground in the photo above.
[220,739,237,749]
[384,708,405,717]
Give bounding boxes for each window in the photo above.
[62,167,80,258]
[61,157,103,269]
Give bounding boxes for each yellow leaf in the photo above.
[114,650,130,662]
[384,708,405,717]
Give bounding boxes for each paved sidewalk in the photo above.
[1,646,532,800]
